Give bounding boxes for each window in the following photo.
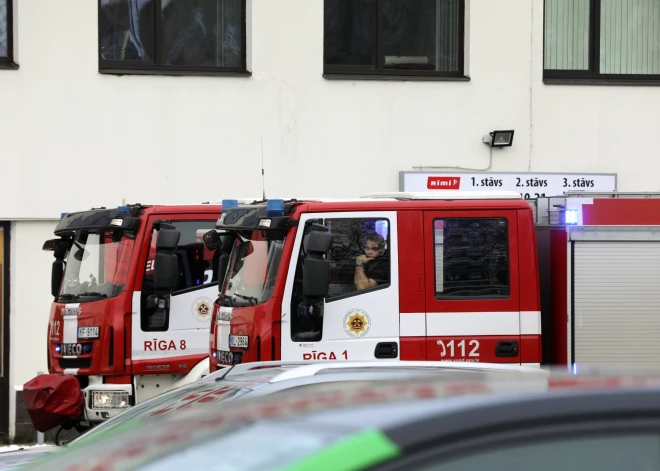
[434,218,509,299]
[98,0,247,75]
[413,433,660,471]
[325,218,391,299]
[544,0,660,82]
[144,221,220,294]
[141,220,220,331]
[0,0,14,67]
[323,0,465,78]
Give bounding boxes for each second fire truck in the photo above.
[207,191,660,372]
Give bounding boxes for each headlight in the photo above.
[92,391,130,409]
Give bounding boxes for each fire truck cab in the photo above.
[208,191,542,372]
[34,202,223,431]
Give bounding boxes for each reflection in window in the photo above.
[161,0,242,68]
[324,0,464,75]
[325,218,390,299]
[99,0,152,61]
[0,0,8,58]
[416,433,660,471]
[434,218,509,298]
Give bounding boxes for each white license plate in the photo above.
[61,343,83,356]
[77,327,99,339]
[229,335,249,348]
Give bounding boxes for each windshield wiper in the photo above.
[57,294,78,302]
[217,294,234,307]
[232,293,258,306]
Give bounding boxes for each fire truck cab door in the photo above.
[281,211,400,362]
[423,210,523,363]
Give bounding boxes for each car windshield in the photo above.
[220,230,286,307]
[58,230,136,303]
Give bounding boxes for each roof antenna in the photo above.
[261,136,266,200]
[121,197,126,206]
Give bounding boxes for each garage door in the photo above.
[573,241,660,366]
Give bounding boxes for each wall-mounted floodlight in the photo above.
[483,130,515,148]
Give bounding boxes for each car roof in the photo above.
[26,367,660,471]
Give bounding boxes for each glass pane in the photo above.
[324,0,375,66]
[434,218,509,298]
[600,0,660,75]
[381,0,462,73]
[0,0,7,58]
[99,0,153,61]
[544,0,590,70]
[416,433,660,471]
[161,0,243,68]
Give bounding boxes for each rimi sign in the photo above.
[400,172,618,198]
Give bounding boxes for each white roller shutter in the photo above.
[573,241,660,367]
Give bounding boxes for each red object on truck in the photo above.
[23,374,84,432]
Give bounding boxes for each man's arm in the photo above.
[354,258,377,291]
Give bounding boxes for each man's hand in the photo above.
[356,255,368,264]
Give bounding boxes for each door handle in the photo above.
[495,340,519,357]
[374,342,398,359]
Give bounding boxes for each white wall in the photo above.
[8,220,58,438]
[4,0,659,220]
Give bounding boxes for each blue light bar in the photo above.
[222,199,239,213]
[266,199,284,217]
[117,206,131,215]
[565,209,578,225]
[60,212,68,220]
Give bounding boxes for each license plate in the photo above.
[217,350,234,365]
[77,327,99,339]
[60,343,83,356]
[229,335,249,349]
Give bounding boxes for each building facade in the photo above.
[1,0,660,440]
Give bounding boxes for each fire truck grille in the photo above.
[58,358,92,369]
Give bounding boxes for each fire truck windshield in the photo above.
[58,230,136,303]
[220,231,285,307]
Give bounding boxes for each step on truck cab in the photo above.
[207,191,542,372]
[28,202,224,433]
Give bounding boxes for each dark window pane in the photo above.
[434,218,509,298]
[381,0,462,72]
[324,0,375,66]
[324,218,390,299]
[99,0,153,61]
[161,0,243,68]
[0,0,7,58]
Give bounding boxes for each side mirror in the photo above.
[302,257,330,301]
[51,260,65,298]
[153,229,181,294]
[304,225,333,255]
[203,230,223,250]
[153,253,179,293]
[302,224,332,302]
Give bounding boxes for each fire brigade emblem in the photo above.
[193,298,213,323]
[343,309,371,338]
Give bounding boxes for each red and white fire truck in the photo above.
[207,191,660,373]
[25,203,224,433]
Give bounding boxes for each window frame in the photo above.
[323,217,392,303]
[0,0,16,69]
[432,217,511,301]
[543,0,660,85]
[323,0,467,81]
[97,0,249,76]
